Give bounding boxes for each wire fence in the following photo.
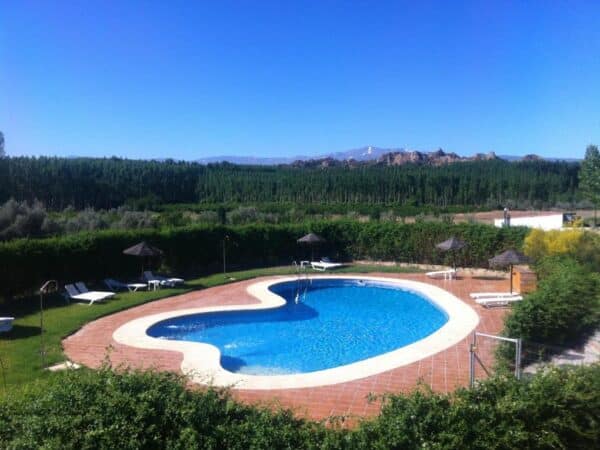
[470,331,600,385]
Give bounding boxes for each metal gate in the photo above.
[469,331,522,387]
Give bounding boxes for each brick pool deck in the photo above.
[63,273,508,421]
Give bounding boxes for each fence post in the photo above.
[515,338,522,380]
[469,332,476,388]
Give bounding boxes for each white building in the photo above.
[494,214,565,231]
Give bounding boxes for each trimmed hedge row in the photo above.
[0,221,527,300]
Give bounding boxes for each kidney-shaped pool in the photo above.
[148,279,448,375]
[113,275,479,389]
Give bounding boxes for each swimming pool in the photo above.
[113,275,479,389]
[147,279,448,375]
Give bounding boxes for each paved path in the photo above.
[64,273,508,421]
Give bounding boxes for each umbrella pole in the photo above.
[509,264,513,294]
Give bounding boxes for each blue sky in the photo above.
[2,1,599,160]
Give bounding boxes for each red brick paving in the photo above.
[63,273,508,421]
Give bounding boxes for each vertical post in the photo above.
[222,238,227,276]
[38,280,57,370]
[469,332,476,388]
[39,291,46,369]
[515,338,522,380]
[223,234,230,277]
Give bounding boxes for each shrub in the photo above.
[63,208,110,233]
[0,367,332,449]
[113,210,158,230]
[1,365,598,449]
[503,257,600,349]
[353,365,600,449]
[523,229,583,263]
[0,199,52,240]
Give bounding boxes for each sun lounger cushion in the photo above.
[426,270,456,280]
[475,295,523,307]
[311,261,344,271]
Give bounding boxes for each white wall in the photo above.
[494,214,564,231]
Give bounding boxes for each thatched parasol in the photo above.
[123,241,164,275]
[436,237,466,270]
[489,249,529,293]
[297,233,325,261]
[436,236,466,252]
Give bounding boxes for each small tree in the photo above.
[579,144,600,226]
[0,131,5,157]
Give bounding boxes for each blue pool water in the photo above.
[147,279,448,375]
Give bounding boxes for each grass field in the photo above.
[0,264,422,390]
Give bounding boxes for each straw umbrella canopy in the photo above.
[123,241,164,275]
[436,236,466,270]
[488,249,529,293]
[297,233,325,261]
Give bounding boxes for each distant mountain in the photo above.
[196,146,397,165]
[195,147,581,166]
[195,155,294,165]
[322,146,403,161]
[291,149,499,168]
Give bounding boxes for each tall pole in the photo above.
[469,332,476,388]
[40,290,46,369]
[39,280,57,370]
[223,235,229,277]
[223,239,226,276]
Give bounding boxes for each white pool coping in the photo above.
[113,275,479,390]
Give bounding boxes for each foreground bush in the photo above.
[1,365,599,449]
[0,368,334,449]
[356,365,600,449]
[503,257,600,350]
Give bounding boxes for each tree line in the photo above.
[0,156,580,210]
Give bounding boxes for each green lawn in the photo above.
[0,264,422,390]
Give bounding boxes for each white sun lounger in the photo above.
[64,284,111,305]
[143,271,184,287]
[475,295,523,307]
[0,317,15,333]
[310,261,344,271]
[470,292,520,299]
[104,278,147,292]
[426,269,456,280]
[75,282,116,299]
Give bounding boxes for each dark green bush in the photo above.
[1,365,598,449]
[0,368,334,449]
[503,257,600,349]
[354,365,600,449]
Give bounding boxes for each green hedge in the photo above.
[1,365,598,448]
[0,221,527,300]
[502,257,600,351]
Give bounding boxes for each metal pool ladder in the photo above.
[292,261,310,303]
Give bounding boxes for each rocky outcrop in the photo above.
[288,149,500,168]
[522,154,542,161]
[377,149,499,166]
